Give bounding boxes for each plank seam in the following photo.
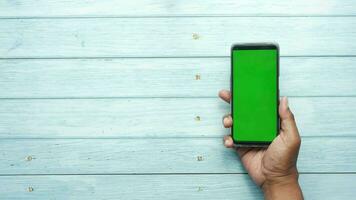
[1,55,356,60]
[1,96,356,100]
[1,15,356,19]
[0,136,355,140]
[0,172,356,176]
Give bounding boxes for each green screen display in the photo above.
[232,49,278,143]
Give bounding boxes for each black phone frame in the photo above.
[230,43,280,146]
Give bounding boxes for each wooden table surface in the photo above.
[0,1,356,199]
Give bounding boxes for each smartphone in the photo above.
[231,43,279,146]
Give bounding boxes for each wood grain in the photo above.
[1,57,355,98]
[0,137,355,174]
[1,0,355,17]
[1,17,355,58]
[0,97,355,138]
[1,0,356,199]
[1,174,355,200]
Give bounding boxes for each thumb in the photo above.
[279,97,301,145]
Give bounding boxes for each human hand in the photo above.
[219,89,303,200]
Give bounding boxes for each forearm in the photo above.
[262,176,303,200]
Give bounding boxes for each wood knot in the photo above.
[26,156,33,161]
[28,187,34,192]
[192,33,200,40]
[197,155,203,161]
[195,74,201,80]
[197,186,204,192]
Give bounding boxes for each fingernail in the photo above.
[283,96,289,108]
[224,139,228,146]
[222,114,229,124]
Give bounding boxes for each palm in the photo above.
[237,147,266,186]
[238,131,298,187]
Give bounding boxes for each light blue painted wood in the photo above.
[0,97,355,138]
[1,0,355,17]
[1,17,356,58]
[1,57,356,98]
[1,0,356,198]
[0,138,355,174]
[0,174,355,200]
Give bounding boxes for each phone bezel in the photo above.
[230,43,280,146]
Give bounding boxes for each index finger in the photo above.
[219,89,231,103]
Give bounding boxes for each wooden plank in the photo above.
[1,0,355,17]
[0,174,261,200]
[0,97,355,138]
[0,174,355,200]
[1,17,355,58]
[0,137,355,174]
[1,57,355,98]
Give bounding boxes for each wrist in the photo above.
[262,171,303,200]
